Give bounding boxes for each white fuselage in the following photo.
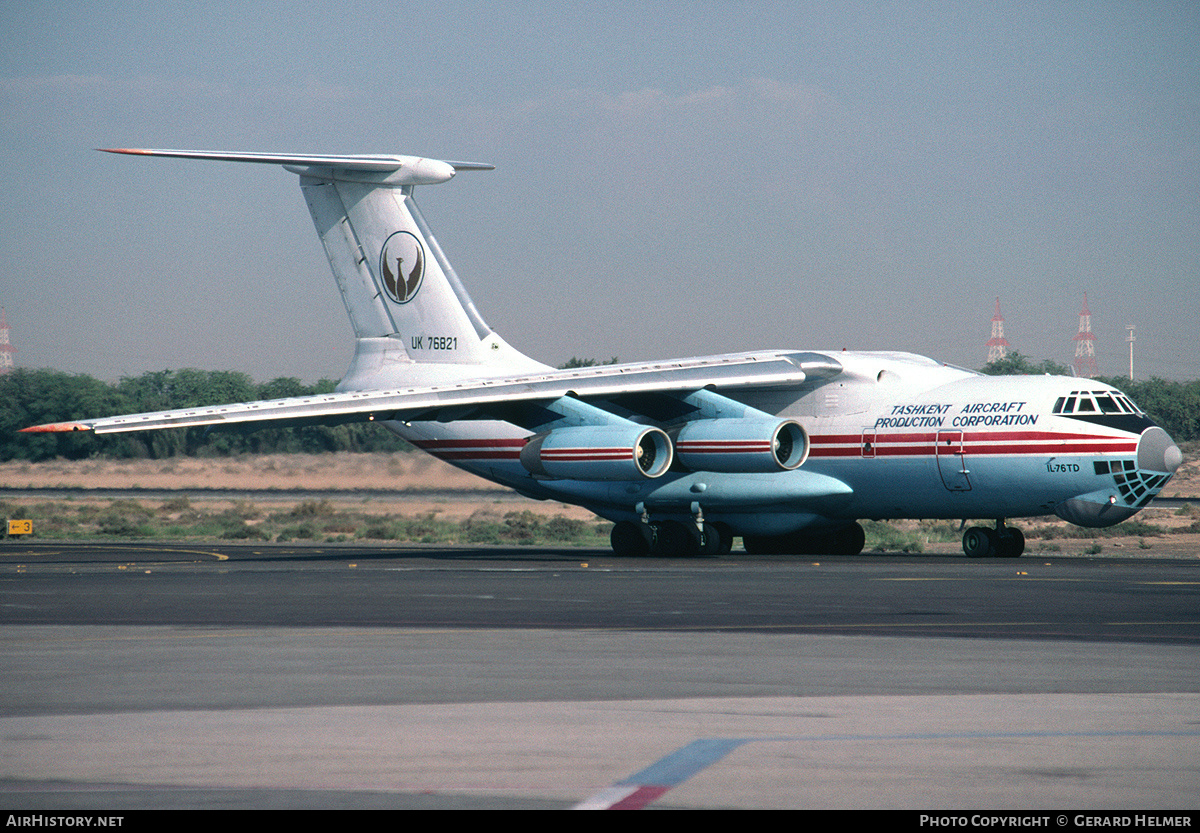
[383,350,1171,536]
[58,149,1176,552]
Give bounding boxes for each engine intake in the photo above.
[674,418,808,473]
[520,425,673,480]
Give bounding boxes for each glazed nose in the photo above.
[1138,426,1182,474]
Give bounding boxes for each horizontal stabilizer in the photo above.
[100,148,493,185]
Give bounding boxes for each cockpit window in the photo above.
[1056,391,1147,417]
[1094,394,1121,414]
[1117,394,1143,414]
[1053,390,1145,416]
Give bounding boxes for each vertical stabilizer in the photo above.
[101,149,548,389]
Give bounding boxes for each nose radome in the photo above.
[1138,426,1182,474]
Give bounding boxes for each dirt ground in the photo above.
[0,452,494,493]
[0,452,591,522]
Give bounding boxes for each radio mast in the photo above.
[986,298,1010,364]
[0,307,15,375]
[1072,294,1098,378]
[1125,324,1135,380]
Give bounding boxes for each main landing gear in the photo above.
[610,519,867,557]
[742,523,865,556]
[610,519,733,557]
[611,502,735,557]
[962,520,1025,558]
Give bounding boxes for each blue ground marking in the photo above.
[618,738,750,787]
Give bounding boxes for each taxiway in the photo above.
[2,543,1197,809]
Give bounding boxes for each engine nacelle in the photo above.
[674,418,808,473]
[520,425,673,480]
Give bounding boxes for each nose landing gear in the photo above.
[962,520,1025,558]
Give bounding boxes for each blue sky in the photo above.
[2,1,1197,382]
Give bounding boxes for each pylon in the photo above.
[986,298,1010,364]
[0,307,15,375]
[1072,293,1098,378]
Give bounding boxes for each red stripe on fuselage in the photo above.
[409,429,1137,464]
[411,437,526,461]
[411,438,527,449]
[808,429,1137,458]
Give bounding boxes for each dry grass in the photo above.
[0,451,492,493]
[0,451,604,543]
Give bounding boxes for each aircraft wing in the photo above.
[21,351,841,436]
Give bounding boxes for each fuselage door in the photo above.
[936,430,971,491]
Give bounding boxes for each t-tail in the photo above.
[101,149,548,389]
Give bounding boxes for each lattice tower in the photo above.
[1072,293,1098,378]
[0,307,15,375]
[986,297,1010,364]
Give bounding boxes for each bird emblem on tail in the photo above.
[379,231,425,304]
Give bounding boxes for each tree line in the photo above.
[1,357,1195,462]
[0,368,411,461]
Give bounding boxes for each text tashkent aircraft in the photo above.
[24,149,1183,558]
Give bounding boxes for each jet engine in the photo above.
[673,418,808,473]
[520,425,673,480]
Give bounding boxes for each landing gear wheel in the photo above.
[610,521,651,556]
[741,533,777,555]
[832,522,866,555]
[617,519,734,557]
[963,526,995,558]
[651,520,696,557]
[709,522,734,555]
[695,523,722,556]
[996,527,1025,558]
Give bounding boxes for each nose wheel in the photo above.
[963,522,1024,558]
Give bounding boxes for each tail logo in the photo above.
[379,231,425,304]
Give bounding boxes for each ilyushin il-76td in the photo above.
[24,149,1183,558]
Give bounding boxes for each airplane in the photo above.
[23,148,1183,558]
